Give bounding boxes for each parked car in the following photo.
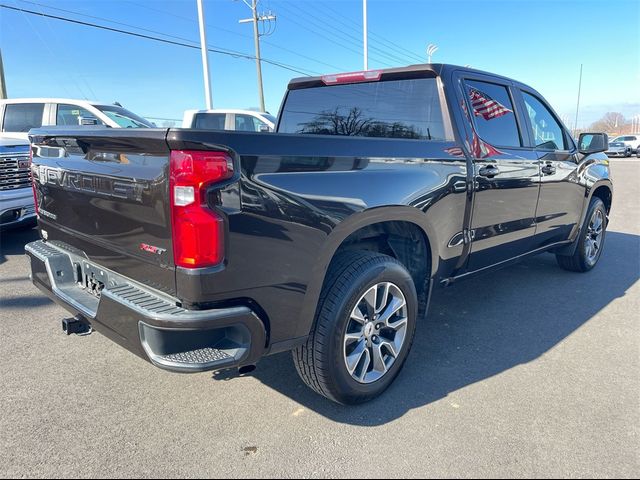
[182,109,276,132]
[0,137,35,230]
[26,64,611,405]
[606,135,639,157]
[0,98,154,140]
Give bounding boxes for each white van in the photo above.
[0,98,154,140]
[182,109,276,132]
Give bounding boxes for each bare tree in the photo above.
[590,112,627,133]
[299,107,422,139]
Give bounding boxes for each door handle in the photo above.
[541,164,556,175]
[478,165,500,178]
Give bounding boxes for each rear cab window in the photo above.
[279,76,451,141]
[2,103,45,133]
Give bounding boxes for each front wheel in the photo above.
[556,197,608,272]
[293,251,418,404]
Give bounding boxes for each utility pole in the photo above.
[363,0,368,70]
[573,64,583,135]
[239,0,275,112]
[196,0,213,109]
[0,49,7,99]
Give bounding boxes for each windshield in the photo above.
[612,137,624,143]
[96,105,154,128]
[262,114,277,125]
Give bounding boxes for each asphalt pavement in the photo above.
[0,160,638,478]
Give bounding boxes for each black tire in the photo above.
[556,197,607,272]
[293,250,418,405]
[624,148,632,157]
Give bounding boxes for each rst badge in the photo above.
[139,243,167,255]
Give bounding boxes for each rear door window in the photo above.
[235,114,262,132]
[463,80,522,148]
[193,113,226,130]
[56,104,104,126]
[2,103,45,132]
[279,77,449,140]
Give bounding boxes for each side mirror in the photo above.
[578,132,608,155]
[259,124,272,133]
[79,116,99,126]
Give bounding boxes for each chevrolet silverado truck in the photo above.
[26,64,612,404]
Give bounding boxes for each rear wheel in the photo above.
[556,197,607,272]
[293,251,418,404]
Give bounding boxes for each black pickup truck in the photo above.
[26,64,612,404]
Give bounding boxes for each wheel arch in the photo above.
[557,178,613,257]
[590,183,613,214]
[294,206,438,339]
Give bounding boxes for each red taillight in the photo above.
[321,70,382,85]
[169,150,234,268]
[29,146,39,216]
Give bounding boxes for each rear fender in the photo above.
[293,206,439,339]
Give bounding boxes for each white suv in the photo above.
[0,98,154,140]
[606,135,640,157]
[182,109,276,132]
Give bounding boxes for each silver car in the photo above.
[606,135,639,157]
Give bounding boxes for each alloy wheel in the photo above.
[343,282,408,384]
[585,208,605,266]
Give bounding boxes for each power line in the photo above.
[321,1,425,63]
[279,1,413,66]
[116,0,349,72]
[10,2,80,98]
[272,2,393,68]
[0,4,317,77]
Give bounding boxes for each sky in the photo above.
[1,0,639,128]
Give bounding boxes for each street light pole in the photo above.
[196,0,213,109]
[0,49,7,99]
[573,64,583,135]
[427,44,438,63]
[363,0,368,70]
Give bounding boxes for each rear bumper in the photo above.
[26,240,266,373]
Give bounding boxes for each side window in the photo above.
[2,103,45,132]
[522,92,567,150]
[56,104,103,126]
[193,113,226,130]
[464,80,521,148]
[235,114,260,132]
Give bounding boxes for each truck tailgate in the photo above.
[29,128,177,295]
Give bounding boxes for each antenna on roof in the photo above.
[113,101,123,107]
